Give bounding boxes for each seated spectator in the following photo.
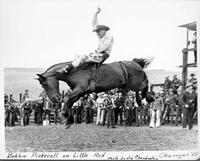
[188,73,197,85]
[191,31,197,63]
[149,92,164,128]
[163,76,172,92]
[171,75,182,93]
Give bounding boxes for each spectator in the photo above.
[43,98,51,123]
[114,92,124,125]
[149,92,164,128]
[163,76,172,92]
[142,97,151,125]
[22,101,32,126]
[103,94,116,128]
[171,75,182,93]
[33,99,44,125]
[162,92,171,124]
[53,102,62,125]
[124,92,135,127]
[22,89,29,102]
[84,94,94,124]
[188,73,197,85]
[175,87,184,126]
[135,92,143,126]
[96,92,105,125]
[168,88,177,125]
[182,84,196,130]
[72,99,82,124]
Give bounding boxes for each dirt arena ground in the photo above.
[5,123,198,152]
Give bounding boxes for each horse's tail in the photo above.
[132,57,153,69]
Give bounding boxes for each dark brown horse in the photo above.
[36,58,151,127]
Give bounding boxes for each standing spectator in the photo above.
[33,99,44,125]
[182,84,196,130]
[72,99,82,124]
[149,92,164,128]
[53,102,61,125]
[22,102,32,126]
[124,92,135,126]
[103,94,116,128]
[22,89,29,102]
[168,88,178,125]
[43,98,51,123]
[162,92,170,124]
[163,76,172,92]
[175,87,184,126]
[4,96,10,126]
[142,93,154,125]
[96,92,105,125]
[84,94,94,124]
[114,92,124,125]
[135,92,144,126]
[100,94,108,126]
[89,93,96,123]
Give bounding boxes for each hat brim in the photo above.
[93,26,110,32]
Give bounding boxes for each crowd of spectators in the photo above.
[4,74,198,130]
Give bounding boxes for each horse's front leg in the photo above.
[62,86,85,128]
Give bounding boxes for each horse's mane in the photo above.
[42,61,94,77]
[41,61,73,77]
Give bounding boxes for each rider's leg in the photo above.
[57,55,88,74]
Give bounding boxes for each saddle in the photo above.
[86,61,129,92]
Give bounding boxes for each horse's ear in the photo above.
[36,74,46,81]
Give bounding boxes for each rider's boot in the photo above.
[57,64,74,74]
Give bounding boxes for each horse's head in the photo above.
[36,73,62,103]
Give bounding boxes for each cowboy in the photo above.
[57,7,114,74]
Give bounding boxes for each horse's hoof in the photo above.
[65,125,71,129]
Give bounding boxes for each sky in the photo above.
[0,0,200,71]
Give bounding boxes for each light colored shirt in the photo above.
[92,13,113,54]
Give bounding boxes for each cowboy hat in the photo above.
[93,25,110,32]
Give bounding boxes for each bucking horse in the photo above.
[35,58,152,128]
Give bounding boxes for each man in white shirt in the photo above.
[57,7,114,74]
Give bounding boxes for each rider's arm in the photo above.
[92,7,101,29]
